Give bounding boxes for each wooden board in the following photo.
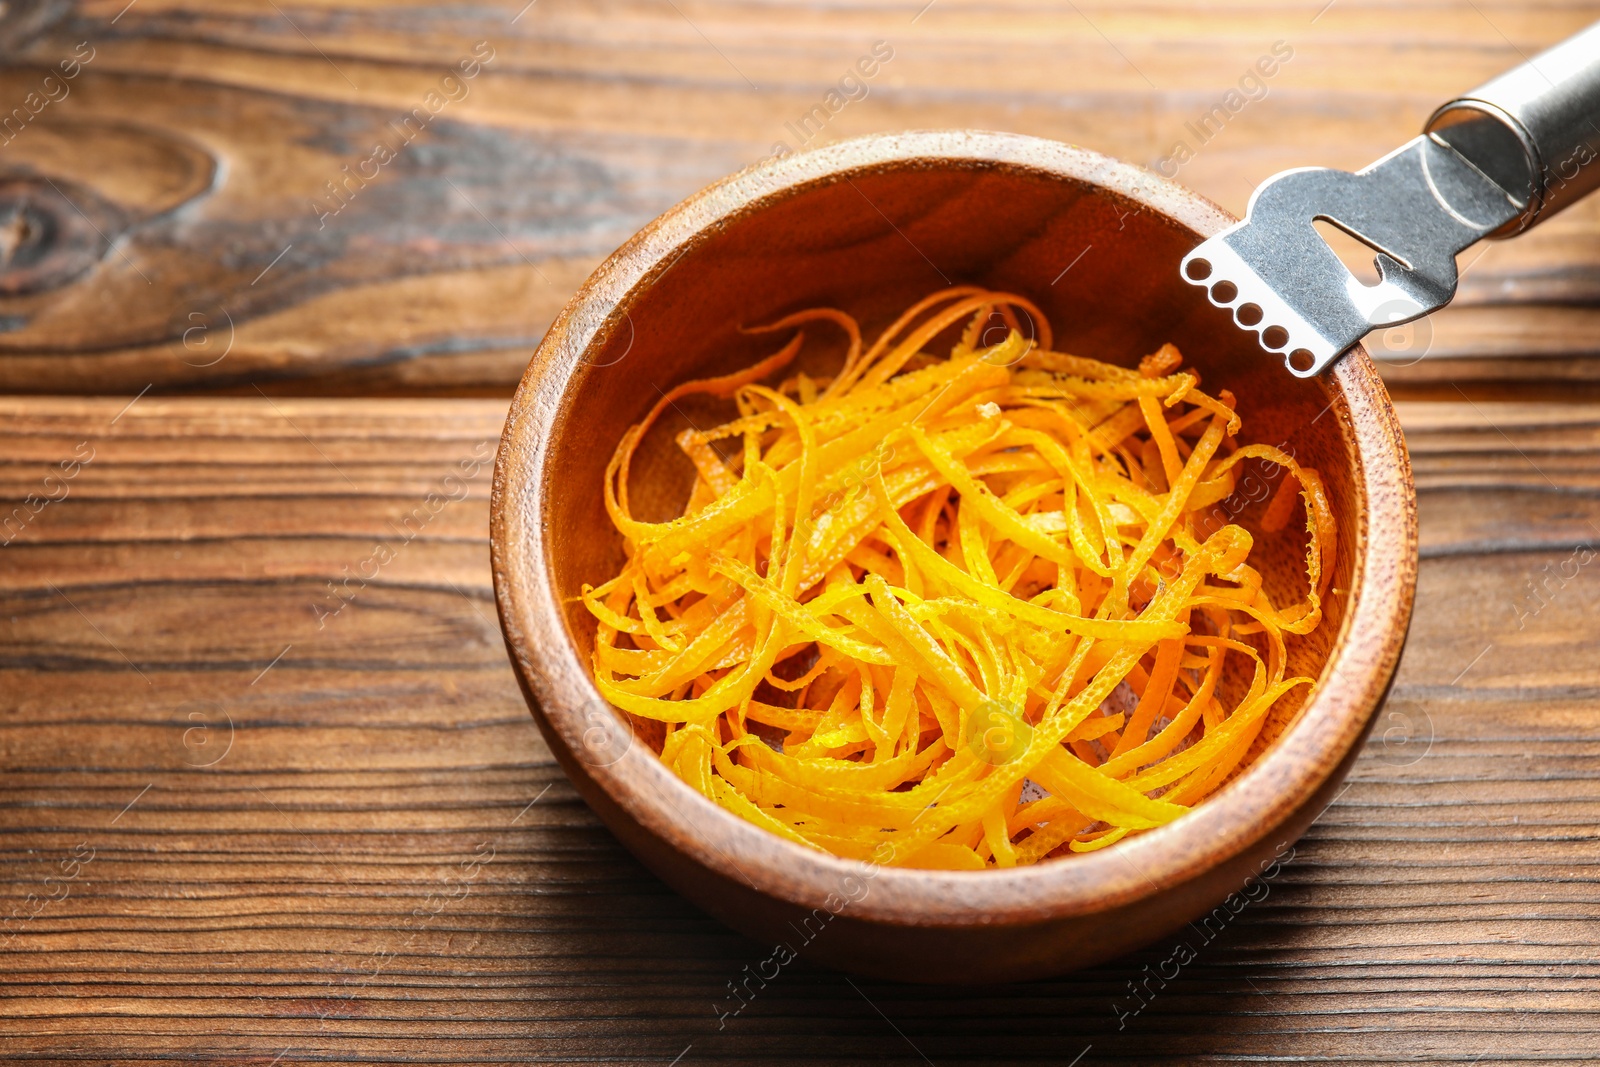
[5,0,1600,1061]
[0,1,1598,394]
[3,396,1599,1065]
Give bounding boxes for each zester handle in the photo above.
[1425,20,1600,236]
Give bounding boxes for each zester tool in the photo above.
[1181,21,1600,377]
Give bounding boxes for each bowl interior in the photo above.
[541,157,1357,775]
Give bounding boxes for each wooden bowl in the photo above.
[490,131,1416,983]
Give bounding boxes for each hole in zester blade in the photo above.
[1312,217,1404,286]
[1236,303,1263,326]
[1185,258,1212,281]
[1263,325,1289,349]
[1288,349,1315,373]
[1210,280,1237,303]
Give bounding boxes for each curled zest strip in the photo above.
[582,288,1336,869]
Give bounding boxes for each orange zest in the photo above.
[583,287,1334,869]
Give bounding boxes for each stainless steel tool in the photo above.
[1181,21,1600,377]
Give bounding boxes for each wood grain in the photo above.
[4,0,1600,1060]
[2,397,1597,1064]
[0,1,1596,394]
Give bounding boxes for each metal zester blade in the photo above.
[1177,20,1600,377]
[1179,135,1521,378]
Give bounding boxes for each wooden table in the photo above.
[3,2,1599,1064]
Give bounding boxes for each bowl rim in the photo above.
[491,129,1417,928]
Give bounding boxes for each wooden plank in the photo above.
[0,2,1596,393]
[2,396,1598,1064]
